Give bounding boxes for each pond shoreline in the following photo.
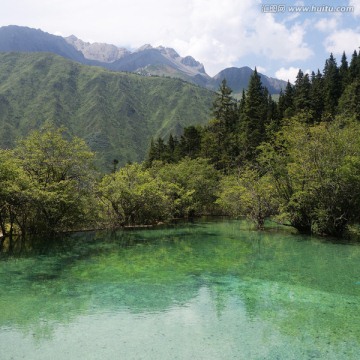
[1,215,359,251]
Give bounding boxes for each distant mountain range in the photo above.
[0,25,287,94]
[0,25,287,168]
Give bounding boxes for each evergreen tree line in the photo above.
[147,50,360,170]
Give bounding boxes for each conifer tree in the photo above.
[156,137,166,159]
[145,138,157,167]
[240,68,268,161]
[145,137,167,166]
[339,51,349,91]
[310,70,324,122]
[212,78,238,132]
[238,89,246,121]
[293,70,311,115]
[349,50,360,80]
[266,91,280,133]
[278,81,295,119]
[178,126,202,159]
[165,133,178,163]
[199,80,240,171]
[277,89,286,120]
[338,79,360,121]
[323,53,341,117]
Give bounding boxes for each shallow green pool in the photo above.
[1,220,360,359]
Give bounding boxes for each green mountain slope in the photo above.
[0,52,214,169]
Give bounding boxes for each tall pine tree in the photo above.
[310,70,324,122]
[211,79,238,132]
[323,53,341,117]
[293,69,312,116]
[200,80,239,171]
[278,81,295,119]
[339,51,349,92]
[349,50,360,81]
[178,126,202,159]
[240,68,268,161]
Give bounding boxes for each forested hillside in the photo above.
[1,50,360,241]
[0,52,213,169]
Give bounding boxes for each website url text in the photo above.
[261,4,354,13]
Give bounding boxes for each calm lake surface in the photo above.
[1,219,360,359]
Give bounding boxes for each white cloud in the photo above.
[0,0,314,75]
[165,0,313,75]
[324,28,360,55]
[249,16,313,62]
[256,66,266,73]
[349,0,360,17]
[275,67,300,83]
[315,18,339,32]
[275,67,312,83]
[167,0,263,74]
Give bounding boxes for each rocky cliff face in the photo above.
[181,56,206,74]
[65,35,130,63]
[65,38,208,79]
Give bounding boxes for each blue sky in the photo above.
[1,0,359,82]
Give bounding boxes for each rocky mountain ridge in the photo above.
[65,35,130,63]
[65,36,207,76]
[0,25,287,94]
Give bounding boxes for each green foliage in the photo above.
[259,117,360,236]
[338,80,360,121]
[293,70,311,114]
[239,68,269,161]
[278,81,295,119]
[16,126,96,233]
[145,78,243,172]
[339,52,350,92]
[349,50,360,81]
[98,163,175,226]
[323,53,341,117]
[0,150,30,238]
[216,168,277,229]
[199,80,239,171]
[309,70,324,122]
[211,79,238,132]
[0,126,96,236]
[156,157,220,217]
[178,126,203,159]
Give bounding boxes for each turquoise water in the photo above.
[0,220,359,359]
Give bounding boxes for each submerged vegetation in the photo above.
[1,220,360,358]
[1,50,360,243]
